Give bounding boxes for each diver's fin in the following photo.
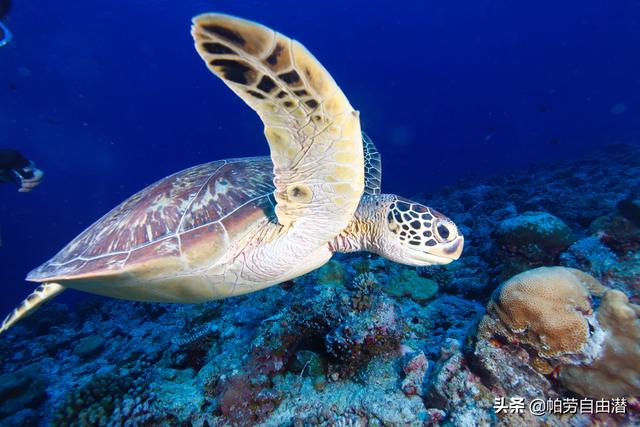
[0,283,65,334]
[0,21,12,47]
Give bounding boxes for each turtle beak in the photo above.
[409,235,464,265]
[442,235,464,260]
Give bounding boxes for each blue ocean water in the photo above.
[1,0,639,314]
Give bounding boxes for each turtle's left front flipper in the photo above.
[0,283,65,334]
[191,14,364,247]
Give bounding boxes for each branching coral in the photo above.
[347,272,378,311]
[325,298,402,379]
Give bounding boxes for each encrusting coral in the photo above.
[558,289,640,397]
[493,211,577,279]
[590,212,640,255]
[383,269,439,304]
[316,260,348,288]
[494,212,576,260]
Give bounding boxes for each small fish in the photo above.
[549,139,559,145]
[537,105,547,112]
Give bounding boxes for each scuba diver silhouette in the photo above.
[0,149,44,192]
[0,148,42,246]
[0,0,12,47]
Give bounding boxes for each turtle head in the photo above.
[331,194,464,266]
[375,195,464,266]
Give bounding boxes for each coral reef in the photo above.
[0,144,639,426]
[0,364,47,420]
[558,289,640,397]
[618,198,640,226]
[494,211,576,278]
[399,349,428,397]
[425,338,499,426]
[52,359,163,426]
[316,260,348,288]
[590,211,640,255]
[73,335,105,359]
[479,267,605,364]
[560,236,618,279]
[209,274,404,424]
[603,251,640,294]
[479,265,640,400]
[382,268,439,304]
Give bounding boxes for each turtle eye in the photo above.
[435,221,455,243]
[437,224,449,239]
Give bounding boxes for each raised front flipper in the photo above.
[191,14,364,252]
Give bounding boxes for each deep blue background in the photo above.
[0,1,638,313]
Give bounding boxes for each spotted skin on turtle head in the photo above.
[386,198,460,251]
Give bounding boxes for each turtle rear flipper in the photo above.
[0,283,65,334]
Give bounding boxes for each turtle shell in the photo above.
[28,157,275,282]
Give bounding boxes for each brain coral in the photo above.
[480,267,605,360]
[479,266,640,396]
[558,289,640,397]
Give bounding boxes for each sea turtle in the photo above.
[0,13,463,334]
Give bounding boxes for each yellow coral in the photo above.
[482,267,599,358]
[479,266,640,397]
[559,290,640,397]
